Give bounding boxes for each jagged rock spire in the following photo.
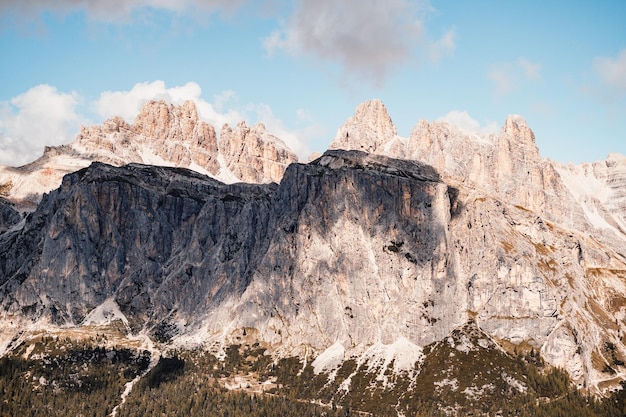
[330,99,398,154]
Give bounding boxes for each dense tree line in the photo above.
[0,338,149,417]
[2,338,626,417]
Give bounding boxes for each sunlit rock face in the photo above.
[219,121,298,184]
[330,100,625,254]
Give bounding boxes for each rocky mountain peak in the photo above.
[330,99,625,257]
[330,99,398,154]
[0,100,299,207]
[219,120,298,184]
[501,114,536,146]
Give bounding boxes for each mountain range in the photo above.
[1,99,625,414]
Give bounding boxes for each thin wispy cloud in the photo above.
[0,0,246,22]
[593,49,626,95]
[429,29,456,63]
[488,65,515,97]
[488,57,541,98]
[517,57,541,81]
[2,0,453,88]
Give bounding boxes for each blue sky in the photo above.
[0,1,624,166]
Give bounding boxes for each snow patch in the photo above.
[502,372,527,393]
[579,201,617,232]
[434,378,459,391]
[312,342,345,375]
[359,337,423,375]
[556,165,609,203]
[463,383,495,399]
[82,298,129,327]
[137,148,175,168]
[215,154,240,184]
[454,334,475,353]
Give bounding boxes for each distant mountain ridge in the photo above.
[331,99,626,256]
[0,100,297,210]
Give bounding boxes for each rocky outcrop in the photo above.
[330,100,626,256]
[1,98,626,395]
[219,121,298,184]
[231,150,461,353]
[0,100,298,209]
[330,99,399,154]
[74,101,221,175]
[0,162,275,332]
[554,153,626,238]
[0,198,20,232]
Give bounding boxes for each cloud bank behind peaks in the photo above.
[0,85,84,166]
[264,0,438,85]
[0,81,317,167]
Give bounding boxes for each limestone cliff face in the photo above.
[330,99,399,154]
[0,100,297,209]
[75,100,221,174]
[2,150,624,391]
[232,151,463,353]
[1,99,626,394]
[0,198,20,232]
[0,162,275,332]
[554,153,626,238]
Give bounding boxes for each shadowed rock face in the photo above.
[1,149,626,391]
[232,150,462,350]
[0,162,276,330]
[0,151,454,333]
[0,198,20,232]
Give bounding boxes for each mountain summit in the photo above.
[0,100,297,209]
[1,99,626,414]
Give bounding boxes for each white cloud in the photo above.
[438,110,499,135]
[263,0,442,86]
[2,0,452,87]
[488,65,515,97]
[94,80,203,121]
[594,49,626,93]
[0,85,85,166]
[429,29,456,63]
[94,81,249,129]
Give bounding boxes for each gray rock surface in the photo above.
[2,148,625,391]
[0,162,275,334]
[0,198,20,232]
